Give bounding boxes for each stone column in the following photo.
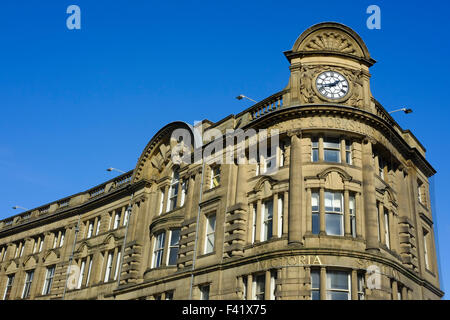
[283,191,289,235]
[378,202,385,246]
[320,267,327,300]
[288,131,303,244]
[255,199,262,242]
[362,138,379,251]
[264,270,271,300]
[273,193,279,238]
[247,203,254,244]
[162,184,169,214]
[319,187,325,235]
[340,136,346,164]
[355,192,363,238]
[344,188,351,236]
[391,280,398,300]
[351,270,358,300]
[401,286,407,300]
[318,136,324,161]
[247,274,253,300]
[305,188,312,235]
[176,178,183,208]
[185,175,196,218]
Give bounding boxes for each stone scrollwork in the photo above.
[298,64,366,108]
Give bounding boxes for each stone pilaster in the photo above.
[288,131,303,244]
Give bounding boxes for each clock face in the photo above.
[316,71,349,100]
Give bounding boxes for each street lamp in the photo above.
[12,205,28,211]
[388,107,413,114]
[236,94,258,103]
[106,167,126,174]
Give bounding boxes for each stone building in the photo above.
[0,22,443,300]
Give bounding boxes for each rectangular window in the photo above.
[180,180,188,207]
[423,228,431,270]
[123,207,130,226]
[22,270,34,299]
[3,274,14,300]
[113,210,121,229]
[42,266,55,295]
[14,243,19,258]
[77,259,86,289]
[165,291,174,300]
[326,270,350,300]
[153,233,165,268]
[418,180,425,204]
[167,229,180,266]
[311,138,319,162]
[204,214,216,254]
[86,258,93,286]
[96,219,101,236]
[87,221,94,238]
[19,242,24,257]
[200,284,210,300]
[59,230,65,247]
[114,250,121,281]
[32,239,38,254]
[262,145,276,174]
[325,191,344,236]
[52,233,58,249]
[378,156,385,179]
[310,269,320,300]
[345,140,352,165]
[357,273,365,300]
[312,192,320,235]
[252,205,257,244]
[323,137,341,163]
[349,195,356,238]
[280,141,286,167]
[270,271,277,300]
[278,196,283,236]
[104,251,113,282]
[159,189,165,215]
[167,169,179,212]
[384,209,390,249]
[210,166,221,189]
[253,274,265,300]
[261,199,273,241]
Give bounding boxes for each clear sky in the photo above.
[0,0,448,298]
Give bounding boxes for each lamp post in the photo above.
[12,206,28,211]
[388,108,413,114]
[106,167,126,174]
[236,94,258,103]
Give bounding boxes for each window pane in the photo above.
[311,270,320,288]
[312,213,319,235]
[311,291,320,300]
[324,149,340,162]
[326,214,343,236]
[311,192,319,211]
[168,248,178,266]
[312,149,319,162]
[327,271,349,290]
[325,192,333,211]
[333,194,342,212]
[327,291,349,300]
[323,138,340,149]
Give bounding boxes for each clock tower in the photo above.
[283,22,376,112]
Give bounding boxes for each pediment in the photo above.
[5,260,18,273]
[43,250,59,264]
[23,256,37,269]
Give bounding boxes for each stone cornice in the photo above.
[244,104,436,177]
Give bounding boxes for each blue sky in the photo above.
[0,0,448,298]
